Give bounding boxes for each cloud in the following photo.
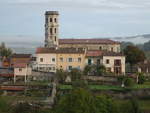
[1,0,150,10]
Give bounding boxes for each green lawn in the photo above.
[59,84,150,91]
[89,85,124,90]
[58,84,124,90]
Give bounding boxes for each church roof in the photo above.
[59,39,120,45]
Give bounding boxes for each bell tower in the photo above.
[45,11,59,48]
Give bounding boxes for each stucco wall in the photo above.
[14,67,32,76]
[103,56,125,74]
[56,53,86,71]
[35,53,57,72]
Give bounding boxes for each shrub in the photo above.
[124,78,135,87]
[138,73,146,84]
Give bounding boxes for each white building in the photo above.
[33,48,57,73]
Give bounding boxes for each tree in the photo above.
[143,40,150,51]
[70,68,82,81]
[124,45,146,72]
[54,88,119,113]
[0,42,12,58]
[117,76,126,87]
[119,98,142,113]
[124,78,135,87]
[83,64,106,76]
[83,65,92,76]
[55,69,69,83]
[96,64,106,76]
[137,73,146,84]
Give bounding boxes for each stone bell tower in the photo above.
[45,11,59,48]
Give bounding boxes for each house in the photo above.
[34,48,57,72]
[34,47,86,72]
[14,62,32,83]
[59,39,121,53]
[56,48,86,71]
[10,54,31,67]
[86,50,125,75]
[102,51,125,75]
[10,54,32,83]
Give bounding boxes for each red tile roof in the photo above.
[12,54,31,58]
[86,50,124,57]
[36,47,85,54]
[59,39,120,45]
[36,48,56,54]
[86,50,103,57]
[13,63,27,68]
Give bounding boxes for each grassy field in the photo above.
[58,83,150,91]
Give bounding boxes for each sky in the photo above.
[0,0,150,42]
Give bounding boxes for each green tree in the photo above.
[0,97,11,113]
[120,98,142,113]
[124,78,135,87]
[70,68,82,81]
[117,76,126,87]
[124,45,146,72]
[138,73,146,84]
[83,65,92,76]
[0,42,12,58]
[55,69,69,83]
[83,64,106,76]
[143,40,150,51]
[96,64,106,76]
[54,88,119,113]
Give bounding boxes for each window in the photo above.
[52,58,55,62]
[53,67,55,70]
[68,66,72,70]
[99,46,102,50]
[48,67,52,70]
[40,58,43,62]
[50,28,53,34]
[55,28,57,33]
[55,36,57,41]
[88,59,92,65]
[55,18,57,22]
[106,59,110,64]
[60,57,63,62]
[111,47,114,52]
[50,18,53,22]
[78,57,81,62]
[32,57,36,61]
[114,59,121,66]
[68,58,73,62]
[19,68,22,72]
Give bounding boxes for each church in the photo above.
[34,11,125,75]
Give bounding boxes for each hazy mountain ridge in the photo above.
[0,34,150,53]
[113,34,150,44]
